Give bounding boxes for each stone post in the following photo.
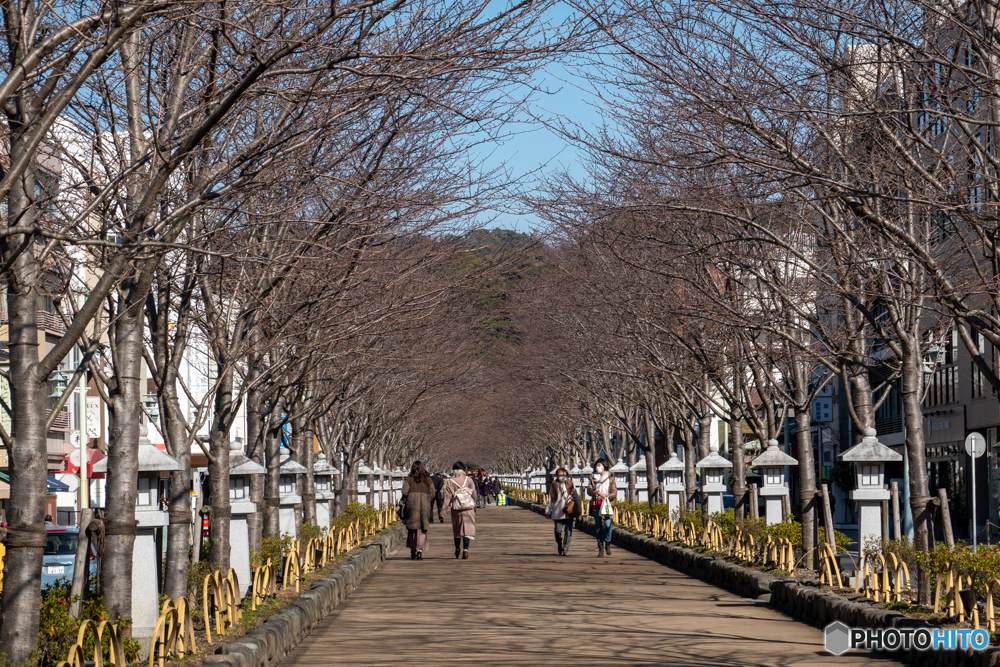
[839,428,901,553]
[658,452,685,518]
[751,440,798,526]
[696,442,733,516]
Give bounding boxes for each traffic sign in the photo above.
[966,432,987,458]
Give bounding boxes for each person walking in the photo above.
[545,467,577,555]
[475,472,487,508]
[491,477,501,504]
[402,461,434,560]
[442,461,477,559]
[586,458,617,557]
[430,471,445,522]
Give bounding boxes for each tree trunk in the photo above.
[162,386,191,599]
[793,358,818,570]
[683,424,697,512]
[102,302,144,620]
[245,384,265,555]
[901,339,933,603]
[263,398,283,537]
[626,435,637,503]
[0,175,48,659]
[698,407,712,524]
[207,365,234,570]
[301,415,317,525]
[643,407,659,504]
[730,413,747,520]
[291,411,306,532]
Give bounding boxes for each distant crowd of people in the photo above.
[399,458,616,560]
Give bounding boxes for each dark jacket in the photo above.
[402,476,435,531]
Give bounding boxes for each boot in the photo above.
[605,542,612,556]
[410,549,417,560]
[416,551,423,560]
[556,535,563,555]
[455,537,461,559]
[462,537,470,559]
[597,543,605,557]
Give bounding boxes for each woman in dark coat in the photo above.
[402,461,434,560]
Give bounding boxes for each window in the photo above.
[706,469,723,485]
[44,533,78,555]
[315,477,329,491]
[137,477,152,506]
[860,465,880,486]
[924,331,959,407]
[667,472,681,485]
[765,467,782,485]
[229,477,246,500]
[279,475,295,494]
[972,330,995,399]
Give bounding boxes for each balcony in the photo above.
[36,310,66,336]
[47,408,70,432]
[875,414,903,436]
[0,310,67,336]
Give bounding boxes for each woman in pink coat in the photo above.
[441,461,478,559]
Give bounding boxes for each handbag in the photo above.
[566,488,583,519]
[451,478,476,511]
[396,496,407,521]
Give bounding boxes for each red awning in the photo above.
[65,448,106,479]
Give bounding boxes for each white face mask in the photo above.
[595,466,604,473]
[557,475,567,482]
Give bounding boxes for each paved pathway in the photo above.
[283,506,898,666]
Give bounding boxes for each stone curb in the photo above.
[196,523,406,667]
[509,498,997,666]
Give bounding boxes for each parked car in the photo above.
[41,527,96,589]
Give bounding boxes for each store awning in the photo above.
[0,472,75,494]
[47,476,70,493]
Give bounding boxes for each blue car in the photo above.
[41,527,97,589]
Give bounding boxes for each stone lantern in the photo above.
[357,461,374,505]
[278,457,307,537]
[658,452,686,517]
[569,464,583,491]
[392,468,406,503]
[312,453,339,529]
[92,425,183,647]
[528,467,546,491]
[609,458,629,501]
[751,440,798,525]
[374,464,389,508]
[839,428,901,549]
[228,437,265,596]
[696,441,733,516]
[629,458,649,501]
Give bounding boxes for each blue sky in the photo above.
[474,4,606,234]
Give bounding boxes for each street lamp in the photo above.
[48,369,68,402]
[142,394,159,424]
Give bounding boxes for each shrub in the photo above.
[336,502,378,532]
[679,509,703,533]
[818,527,852,554]
[299,522,323,543]
[253,533,295,570]
[36,580,141,667]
